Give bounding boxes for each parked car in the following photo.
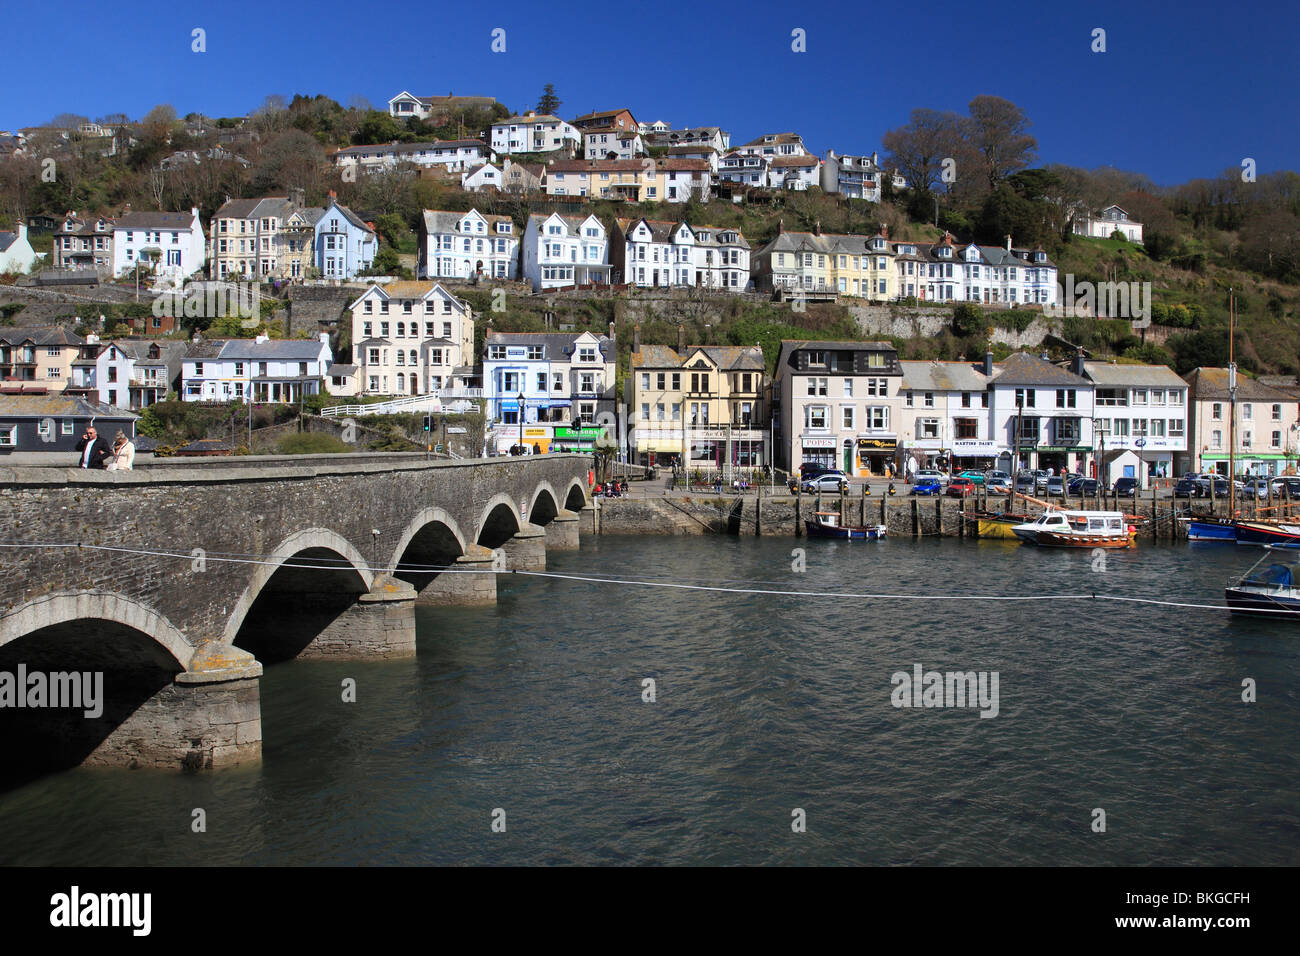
[801,471,850,493]
[956,470,986,485]
[985,470,1011,483]
[1173,477,1199,498]
[986,476,1012,494]
[1243,478,1272,499]
[912,477,944,496]
[1113,477,1139,496]
[1068,476,1100,496]
[1032,470,1050,492]
[1271,477,1300,498]
[800,462,836,478]
[1046,476,1066,496]
[946,477,976,497]
[913,468,948,486]
[1014,472,1037,493]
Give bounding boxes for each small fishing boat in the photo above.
[1185,516,1238,541]
[805,511,888,540]
[1225,546,1300,617]
[1232,520,1300,547]
[966,509,1035,539]
[1011,509,1136,548]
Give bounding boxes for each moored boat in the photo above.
[1184,516,1239,541]
[805,512,887,540]
[1225,546,1300,617]
[1232,520,1300,547]
[1011,509,1136,548]
[966,509,1034,539]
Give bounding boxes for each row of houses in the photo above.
[50,194,377,283]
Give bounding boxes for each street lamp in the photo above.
[518,391,525,454]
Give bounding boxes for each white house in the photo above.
[347,281,475,396]
[988,352,1095,476]
[111,208,206,283]
[897,359,996,472]
[611,219,749,290]
[1083,358,1187,486]
[821,151,882,201]
[522,213,611,292]
[482,328,618,454]
[735,133,808,158]
[181,334,333,403]
[891,233,1058,307]
[718,152,768,187]
[94,338,186,409]
[332,139,495,176]
[582,127,645,161]
[1073,204,1144,244]
[489,113,580,155]
[419,209,518,280]
[0,222,40,274]
[315,199,377,279]
[461,162,503,192]
[386,92,498,123]
[644,126,729,153]
[767,155,819,191]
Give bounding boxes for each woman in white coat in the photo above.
[106,430,135,471]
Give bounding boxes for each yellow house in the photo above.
[545,159,667,202]
[756,226,895,301]
[629,330,768,471]
[0,326,83,390]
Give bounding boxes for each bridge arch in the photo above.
[389,507,470,595]
[529,481,561,527]
[221,527,374,650]
[0,591,194,672]
[475,493,523,549]
[563,480,588,513]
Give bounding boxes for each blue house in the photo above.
[315,198,377,279]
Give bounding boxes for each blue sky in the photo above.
[11,0,1296,185]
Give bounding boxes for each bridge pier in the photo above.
[414,544,497,606]
[498,522,547,571]
[579,503,599,537]
[90,643,263,771]
[305,576,417,660]
[546,510,582,551]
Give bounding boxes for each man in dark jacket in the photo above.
[75,425,112,469]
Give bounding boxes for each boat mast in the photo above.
[1229,287,1237,516]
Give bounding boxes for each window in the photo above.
[843,379,853,398]
[380,322,389,337]
[805,406,828,429]
[489,346,506,360]
[1273,431,1282,448]
[641,402,650,422]
[61,420,74,436]
[233,362,244,376]
[905,391,913,407]
[808,350,827,367]
[1169,419,1185,437]
[37,419,52,438]
[961,392,971,408]
[867,378,887,396]
[918,418,940,439]
[1243,403,1253,420]
[1273,404,1283,421]
[1015,389,1036,408]
[553,374,563,391]
[1056,389,1076,408]
[0,426,16,447]
[671,373,680,390]
[955,418,977,439]
[1211,403,1223,420]
[641,373,650,390]
[923,392,934,408]
[194,362,204,375]
[805,377,827,396]
[867,407,889,430]
[656,372,666,390]
[842,406,854,429]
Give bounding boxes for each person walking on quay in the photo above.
[75,424,111,469]
[533,442,541,455]
[105,430,135,471]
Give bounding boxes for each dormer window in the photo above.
[939,248,951,258]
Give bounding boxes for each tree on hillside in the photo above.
[537,84,562,116]
[352,110,406,145]
[139,104,179,143]
[881,108,963,196]
[251,129,326,195]
[964,95,1037,193]
[48,113,89,129]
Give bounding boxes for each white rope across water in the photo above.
[0,540,1284,614]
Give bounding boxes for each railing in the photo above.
[322,393,465,417]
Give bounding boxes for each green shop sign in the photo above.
[554,426,605,440]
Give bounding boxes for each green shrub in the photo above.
[277,432,353,455]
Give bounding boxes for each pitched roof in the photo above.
[1082,361,1187,388]
[899,360,992,392]
[739,132,804,147]
[485,330,615,358]
[0,326,83,346]
[992,352,1089,387]
[114,210,197,230]
[217,339,326,360]
[1183,367,1296,402]
[0,393,137,419]
[421,209,513,234]
[631,344,764,371]
[333,139,488,157]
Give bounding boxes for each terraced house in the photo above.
[628,332,768,470]
[489,112,580,155]
[0,326,83,388]
[209,190,322,279]
[418,209,518,281]
[522,213,611,291]
[111,208,206,282]
[315,199,377,279]
[610,218,750,290]
[1184,367,1300,478]
[332,139,495,176]
[345,281,476,397]
[52,213,114,276]
[774,339,905,476]
[897,233,1058,306]
[752,224,895,300]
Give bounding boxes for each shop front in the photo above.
[1201,451,1299,478]
[857,437,897,477]
[1027,443,1090,475]
[800,436,837,470]
[553,424,605,453]
[949,439,1009,475]
[634,426,684,467]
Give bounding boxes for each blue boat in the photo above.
[1186,517,1238,541]
[1225,547,1300,618]
[805,512,887,540]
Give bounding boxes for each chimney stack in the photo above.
[677,323,686,354]
[1072,348,1086,376]
[984,350,994,377]
[813,220,821,236]
[608,320,616,341]
[633,323,641,353]
[1005,234,1012,252]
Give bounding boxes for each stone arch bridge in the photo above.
[0,453,592,780]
